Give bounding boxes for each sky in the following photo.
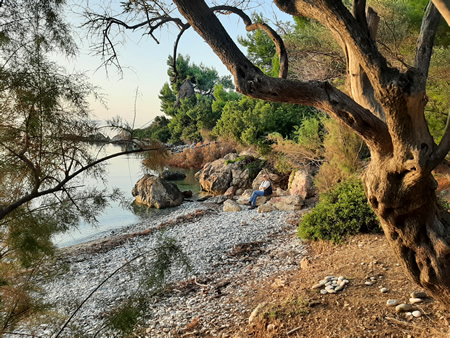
[60,1,290,129]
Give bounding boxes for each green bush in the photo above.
[298,177,381,243]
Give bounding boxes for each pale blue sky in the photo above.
[62,1,291,129]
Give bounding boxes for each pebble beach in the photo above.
[21,200,307,337]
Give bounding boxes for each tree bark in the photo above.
[172,0,450,307]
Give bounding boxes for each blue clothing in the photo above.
[249,190,265,206]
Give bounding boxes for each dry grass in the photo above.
[167,141,236,169]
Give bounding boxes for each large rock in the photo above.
[289,169,315,199]
[132,174,184,209]
[160,170,186,181]
[223,199,242,212]
[258,203,275,213]
[195,153,258,195]
[270,196,304,211]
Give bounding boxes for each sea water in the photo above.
[52,143,200,248]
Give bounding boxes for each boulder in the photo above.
[182,190,193,198]
[160,170,186,181]
[258,203,275,213]
[224,186,236,197]
[289,169,315,199]
[195,153,258,195]
[132,174,184,209]
[275,187,288,196]
[223,199,242,212]
[270,195,304,211]
[235,188,245,196]
[209,195,229,204]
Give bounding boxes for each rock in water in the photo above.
[132,174,184,208]
[160,170,186,181]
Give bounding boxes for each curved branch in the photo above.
[172,23,191,84]
[211,6,288,78]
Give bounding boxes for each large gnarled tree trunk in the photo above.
[172,0,450,307]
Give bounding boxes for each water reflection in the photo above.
[52,143,200,248]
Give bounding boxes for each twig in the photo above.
[287,326,302,335]
[194,276,209,288]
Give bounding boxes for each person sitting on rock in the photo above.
[248,174,272,209]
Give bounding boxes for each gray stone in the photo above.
[380,287,388,293]
[320,289,328,295]
[395,304,413,313]
[386,299,399,307]
[258,203,275,213]
[223,200,242,212]
[410,292,427,299]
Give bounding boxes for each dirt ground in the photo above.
[228,233,450,337]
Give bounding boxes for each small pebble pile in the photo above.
[386,292,428,318]
[311,275,349,294]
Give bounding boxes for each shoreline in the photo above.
[22,199,308,337]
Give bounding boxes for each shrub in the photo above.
[167,142,235,169]
[298,177,381,243]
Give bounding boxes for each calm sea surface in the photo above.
[52,143,200,248]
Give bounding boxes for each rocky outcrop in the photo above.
[269,196,304,211]
[160,170,186,181]
[132,174,184,209]
[288,169,315,199]
[195,153,259,195]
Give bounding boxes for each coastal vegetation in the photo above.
[1,0,449,335]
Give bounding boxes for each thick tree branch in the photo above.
[352,0,368,34]
[414,1,442,84]
[212,6,288,78]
